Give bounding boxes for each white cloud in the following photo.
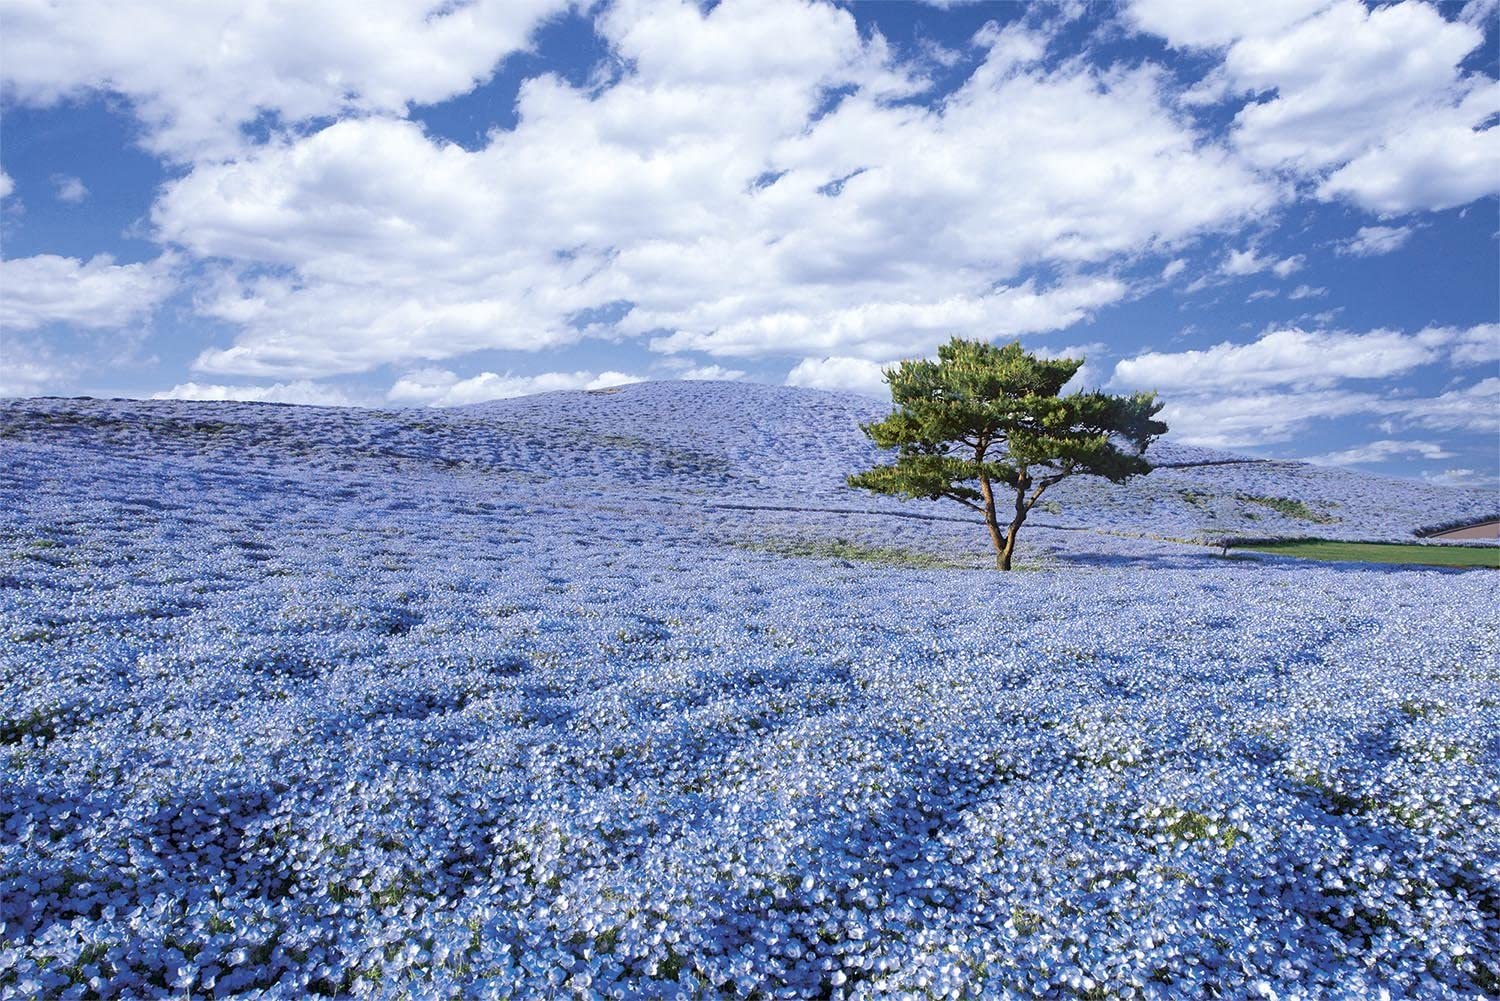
[0,171,14,199]
[150,0,1274,377]
[1271,255,1304,278]
[1399,377,1500,434]
[386,367,644,407]
[1337,224,1417,256]
[151,380,359,406]
[1116,325,1500,447]
[0,254,174,330]
[0,0,568,160]
[1296,308,1343,326]
[1460,0,1499,25]
[1443,322,1500,365]
[1221,247,1302,278]
[654,355,747,380]
[0,338,72,397]
[785,356,892,398]
[650,277,1129,360]
[1111,326,1450,392]
[1305,438,1454,466]
[1131,0,1499,214]
[52,175,88,203]
[1288,284,1325,300]
[1318,82,1500,215]
[670,364,746,381]
[1161,258,1186,280]
[1421,467,1498,489]
[1219,248,1262,276]
[1127,0,1327,49]
[1157,388,1379,448]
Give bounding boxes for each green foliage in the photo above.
[1238,494,1339,524]
[736,536,971,569]
[1,707,60,744]
[1157,808,1246,850]
[847,338,1166,568]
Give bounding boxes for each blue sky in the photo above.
[0,0,1496,484]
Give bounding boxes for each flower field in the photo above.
[2,384,1496,999]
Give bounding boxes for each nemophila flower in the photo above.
[0,391,1496,997]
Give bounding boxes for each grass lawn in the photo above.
[1237,539,1500,568]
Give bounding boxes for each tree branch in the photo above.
[942,493,984,512]
[1037,460,1076,490]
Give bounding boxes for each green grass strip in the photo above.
[1238,539,1499,568]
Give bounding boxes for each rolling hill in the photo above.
[1,382,1496,998]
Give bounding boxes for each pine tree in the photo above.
[848,338,1167,570]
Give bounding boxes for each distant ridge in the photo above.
[2,380,1493,543]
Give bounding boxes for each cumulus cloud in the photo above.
[1305,438,1454,466]
[0,338,72,398]
[1421,466,1498,488]
[1337,224,1417,256]
[151,381,360,406]
[1157,389,1379,448]
[0,254,174,330]
[1318,82,1500,214]
[1443,323,1500,365]
[651,278,1130,360]
[149,0,1273,378]
[668,364,746,382]
[1460,0,1499,24]
[0,171,15,199]
[386,368,644,407]
[52,175,88,203]
[1127,0,1326,49]
[1111,326,1453,393]
[0,0,567,160]
[1130,0,1499,214]
[1398,377,1500,434]
[784,356,893,398]
[1113,323,1500,447]
[1221,248,1302,278]
[1221,249,1262,276]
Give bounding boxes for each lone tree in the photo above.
[848,338,1167,570]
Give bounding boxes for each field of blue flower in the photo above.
[2,383,1496,999]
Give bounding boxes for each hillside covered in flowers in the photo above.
[2,383,1496,998]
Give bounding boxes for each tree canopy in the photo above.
[848,338,1167,569]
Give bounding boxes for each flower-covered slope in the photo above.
[1,385,1497,999]
[470,380,1495,542]
[3,381,1491,544]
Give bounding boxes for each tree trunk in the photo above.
[977,474,1008,569]
[998,483,1030,571]
[999,516,1023,570]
